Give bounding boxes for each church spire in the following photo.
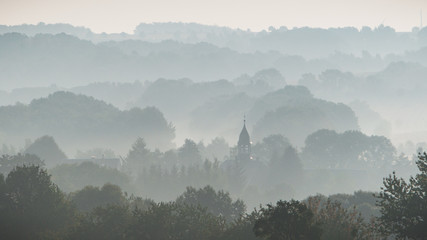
[237,115,251,160]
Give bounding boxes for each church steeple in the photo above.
[237,116,251,160]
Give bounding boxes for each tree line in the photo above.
[1,127,414,206]
[1,151,426,239]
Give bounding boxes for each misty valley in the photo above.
[0,23,427,239]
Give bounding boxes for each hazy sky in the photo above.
[1,0,426,33]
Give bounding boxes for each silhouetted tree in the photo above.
[178,139,202,166]
[0,92,176,153]
[70,183,126,212]
[250,86,358,146]
[0,153,44,175]
[128,202,225,240]
[324,191,380,221]
[0,165,75,239]
[50,161,130,193]
[302,130,396,169]
[307,196,374,240]
[269,146,303,186]
[222,211,261,240]
[204,137,230,162]
[69,204,132,240]
[223,159,246,195]
[176,185,245,223]
[253,200,322,240]
[252,134,291,162]
[125,137,151,175]
[24,135,67,168]
[376,152,427,239]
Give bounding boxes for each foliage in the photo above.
[376,152,427,239]
[135,159,236,200]
[68,204,132,240]
[222,211,261,240]
[253,200,322,240]
[49,161,131,193]
[247,135,303,200]
[251,86,359,146]
[70,183,126,212]
[252,134,291,163]
[70,202,226,240]
[178,138,202,166]
[75,147,116,159]
[125,137,152,176]
[127,195,155,212]
[325,191,380,221]
[139,78,237,120]
[24,135,67,167]
[176,185,246,223]
[0,153,44,175]
[204,137,230,162]
[127,138,150,161]
[307,196,375,240]
[0,92,175,151]
[302,129,396,169]
[129,202,226,240]
[1,26,423,92]
[269,146,303,186]
[0,165,75,239]
[0,164,389,240]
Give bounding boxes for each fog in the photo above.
[1,22,426,239]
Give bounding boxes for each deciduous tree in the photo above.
[253,200,322,240]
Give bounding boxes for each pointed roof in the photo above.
[238,120,250,146]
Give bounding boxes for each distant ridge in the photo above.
[1,22,426,58]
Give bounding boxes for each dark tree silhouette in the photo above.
[128,203,225,240]
[176,185,246,223]
[254,200,322,240]
[376,152,427,239]
[70,183,126,212]
[0,165,75,239]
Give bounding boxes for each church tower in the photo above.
[237,117,251,162]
